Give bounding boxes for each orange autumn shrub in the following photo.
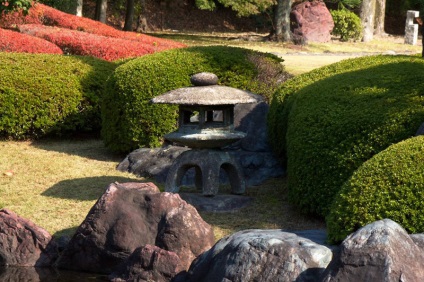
[18,24,159,61]
[0,27,62,54]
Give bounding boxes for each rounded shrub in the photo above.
[327,135,424,243]
[101,45,290,153]
[268,55,424,217]
[0,52,116,139]
[330,9,362,41]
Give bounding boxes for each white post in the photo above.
[405,10,419,45]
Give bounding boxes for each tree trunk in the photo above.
[136,0,149,32]
[271,0,292,42]
[76,0,83,17]
[360,0,376,42]
[374,0,386,36]
[95,0,107,23]
[124,0,135,31]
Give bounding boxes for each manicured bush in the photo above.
[18,24,158,61]
[0,52,116,139]
[1,3,185,51]
[330,9,362,41]
[102,45,289,153]
[268,55,424,216]
[327,135,424,243]
[0,27,63,54]
[36,3,185,50]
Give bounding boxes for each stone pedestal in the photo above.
[165,149,246,196]
[405,10,419,45]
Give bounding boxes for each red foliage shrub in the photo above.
[18,24,160,61]
[0,27,63,54]
[1,3,185,51]
[0,4,43,28]
[37,4,185,50]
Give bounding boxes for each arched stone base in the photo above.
[165,149,246,196]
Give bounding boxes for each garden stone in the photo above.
[322,219,424,281]
[415,122,424,135]
[109,244,183,282]
[0,209,58,267]
[190,72,218,86]
[116,146,190,183]
[55,182,214,274]
[185,229,333,282]
[228,101,271,152]
[291,0,334,43]
[118,146,284,188]
[405,10,419,45]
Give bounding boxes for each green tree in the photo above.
[0,0,34,14]
[196,0,294,42]
[360,0,376,42]
[95,0,107,23]
[124,0,135,31]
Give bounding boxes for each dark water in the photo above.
[0,266,108,282]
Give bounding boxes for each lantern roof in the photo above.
[151,72,262,106]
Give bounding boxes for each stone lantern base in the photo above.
[165,149,246,196]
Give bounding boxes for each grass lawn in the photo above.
[1,33,420,241]
[0,139,325,240]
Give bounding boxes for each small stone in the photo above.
[190,72,218,86]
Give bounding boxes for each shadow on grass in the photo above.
[31,138,128,162]
[41,176,149,201]
[199,177,326,240]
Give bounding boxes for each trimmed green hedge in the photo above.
[330,9,362,42]
[101,45,289,153]
[327,135,424,243]
[268,55,424,216]
[0,52,116,139]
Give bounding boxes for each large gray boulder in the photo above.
[0,209,58,267]
[322,219,424,281]
[185,229,333,282]
[56,182,214,274]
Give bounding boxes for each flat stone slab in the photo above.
[179,193,254,212]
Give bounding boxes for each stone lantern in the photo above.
[151,72,262,196]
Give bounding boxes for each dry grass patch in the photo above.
[0,139,324,242]
[0,139,140,237]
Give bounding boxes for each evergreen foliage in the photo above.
[101,45,289,153]
[327,136,424,243]
[330,9,363,41]
[268,55,424,217]
[0,52,116,139]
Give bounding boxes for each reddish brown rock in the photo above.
[109,244,183,282]
[55,182,214,274]
[0,209,58,267]
[291,1,334,43]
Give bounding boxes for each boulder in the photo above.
[186,229,333,282]
[230,101,271,152]
[55,182,214,274]
[291,1,334,43]
[0,209,58,267]
[109,244,183,282]
[322,219,424,281]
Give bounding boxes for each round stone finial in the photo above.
[190,72,218,86]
